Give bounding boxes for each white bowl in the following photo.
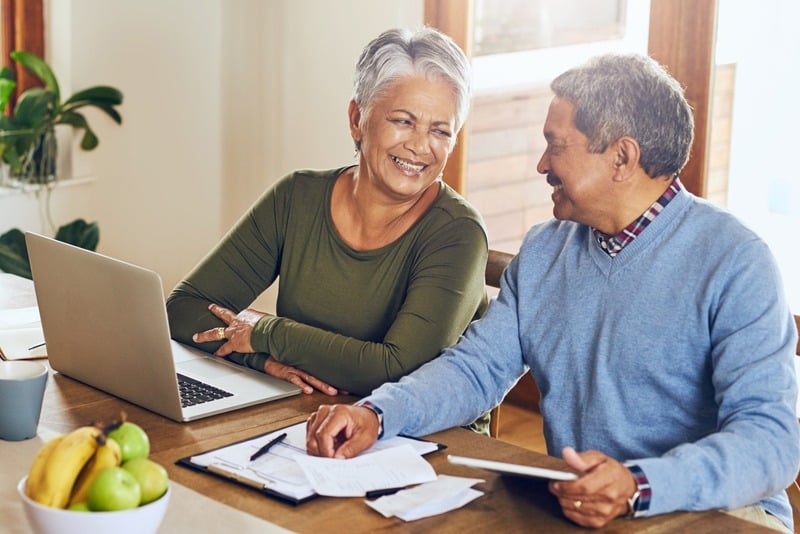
[18,476,170,534]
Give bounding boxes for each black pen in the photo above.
[28,342,46,351]
[249,432,287,462]
[365,486,404,499]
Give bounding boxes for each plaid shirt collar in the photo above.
[592,178,683,257]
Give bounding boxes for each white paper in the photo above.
[189,420,440,500]
[366,475,485,521]
[294,444,437,497]
[0,326,47,360]
[0,306,41,328]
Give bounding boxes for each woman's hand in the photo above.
[193,303,345,395]
[192,303,262,355]
[264,357,343,396]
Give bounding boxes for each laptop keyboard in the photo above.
[177,373,234,407]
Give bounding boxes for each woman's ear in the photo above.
[611,136,641,182]
[348,100,362,145]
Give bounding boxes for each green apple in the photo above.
[86,466,141,511]
[107,421,150,462]
[122,457,169,505]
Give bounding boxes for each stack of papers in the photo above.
[366,475,485,521]
[187,421,440,502]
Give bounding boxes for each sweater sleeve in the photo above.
[165,173,288,370]
[629,238,800,517]
[253,217,489,395]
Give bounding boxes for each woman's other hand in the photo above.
[264,357,344,396]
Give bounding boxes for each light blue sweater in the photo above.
[366,188,800,527]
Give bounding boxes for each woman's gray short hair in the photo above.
[551,53,694,179]
[352,27,472,136]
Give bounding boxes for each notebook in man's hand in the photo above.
[447,455,578,481]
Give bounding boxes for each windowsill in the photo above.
[0,176,96,197]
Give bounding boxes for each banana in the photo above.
[68,436,121,506]
[25,434,66,501]
[25,425,103,508]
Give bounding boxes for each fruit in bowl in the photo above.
[19,414,170,533]
[18,476,170,534]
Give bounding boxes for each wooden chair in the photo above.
[485,250,514,438]
[790,314,800,531]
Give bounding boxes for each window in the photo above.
[712,0,800,312]
[467,1,650,253]
[473,0,627,56]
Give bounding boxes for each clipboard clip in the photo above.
[207,463,273,490]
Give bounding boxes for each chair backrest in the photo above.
[485,250,513,438]
[485,249,514,289]
[795,315,800,357]
[790,315,800,532]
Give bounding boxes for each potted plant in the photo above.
[0,50,121,278]
[0,50,123,186]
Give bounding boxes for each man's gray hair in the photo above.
[551,53,694,179]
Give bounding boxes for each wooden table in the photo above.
[25,370,771,533]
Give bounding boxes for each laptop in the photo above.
[25,232,300,422]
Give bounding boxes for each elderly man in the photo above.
[305,53,800,531]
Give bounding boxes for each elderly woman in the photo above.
[166,27,488,401]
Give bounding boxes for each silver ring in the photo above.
[216,327,226,340]
[573,500,582,510]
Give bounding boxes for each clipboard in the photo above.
[176,419,445,505]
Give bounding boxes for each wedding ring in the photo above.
[573,500,582,510]
[216,327,226,340]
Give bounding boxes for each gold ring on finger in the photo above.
[573,500,582,510]
[216,327,226,340]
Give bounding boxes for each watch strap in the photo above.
[356,400,384,439]
[625,463,651,518]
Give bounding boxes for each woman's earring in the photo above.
[353,139,361,159]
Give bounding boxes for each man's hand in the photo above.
[548,447,638,528]
[306,404,379,459]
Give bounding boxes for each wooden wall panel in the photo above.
[1,0,45,112]
[424,0,473,195]
[648,0,718,198]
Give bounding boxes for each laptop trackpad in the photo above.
[178,359,239,379]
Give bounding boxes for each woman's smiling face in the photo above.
[351,75,458,202]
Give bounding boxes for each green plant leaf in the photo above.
[0,66,15,82]
[0,70,16,113]
[12,88,56,127]
[10,50,60,102]
[63,86,123,107]
[0,243,32,279]
[0,228,32,278]
[59,102,122,125]
[58,111,98,150]
[55,219,100,251]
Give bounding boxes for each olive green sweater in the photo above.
[166,167,488,396]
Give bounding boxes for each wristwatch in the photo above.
[624,463,651,518]
[626,489,641,518]
[358,400,384,439]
